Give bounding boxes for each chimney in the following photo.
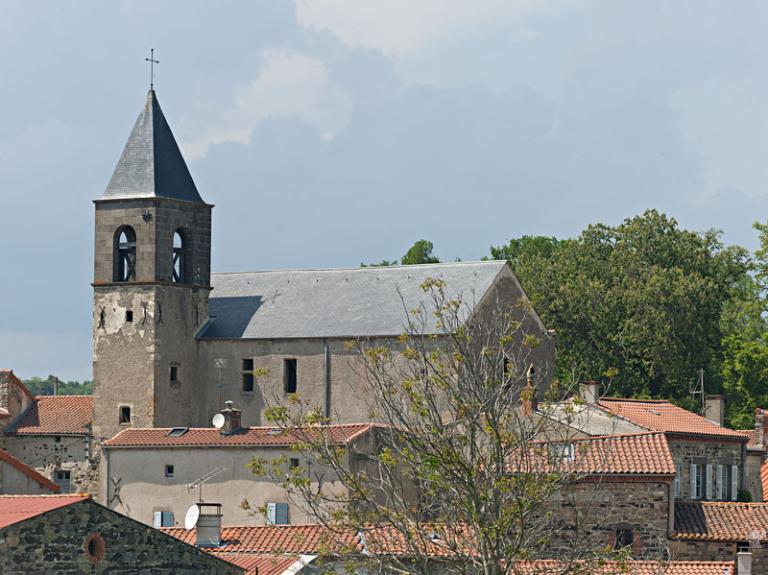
[755,409,768,450]
[737,551,752,575]
[220,401,242,435]
[579,381,600,404]
[704,395,725,427]
[521,365,537,415]
[195,503,222,547]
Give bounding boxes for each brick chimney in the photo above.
[704,395,725,426]
[220,401,242,435]
[755,409,768,450]
[521,365,537,415]
[579,381,600,404]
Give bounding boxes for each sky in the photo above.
[2,0,768,381]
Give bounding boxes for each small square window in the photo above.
[614,528,634,550]
[126,310,133,322]
[170,366,178,382]
[242,358,254,371]
[54,436,61,443]
[119,406,131,424]
[290,458,300,468]
[54,469,71,493]
[165,465,174,477]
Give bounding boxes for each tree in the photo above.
[492,211,749,406]
[257,279,646,574]
[23,375,93,396]
[401,240,440,265]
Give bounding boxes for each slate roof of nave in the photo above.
[100,90,204,203]
[201,261,534,340]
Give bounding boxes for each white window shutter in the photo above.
[674,464,681,498]
[716,465,723,500]
[732,465,739,501]
[706,464,713,500]
[153,511,162,528]
[690,463,698,499]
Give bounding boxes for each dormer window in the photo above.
[114,226,137,282]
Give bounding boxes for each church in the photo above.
[91,89,554,444]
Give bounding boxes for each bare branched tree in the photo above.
[252,278,670,574]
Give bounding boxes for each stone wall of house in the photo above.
[0,372,32,424]
[5,435,98,495]
[667,437,746,500]
[745,450,763,502]
[0,498,240,574]
[671,540,768,572]
[546,479,672,560]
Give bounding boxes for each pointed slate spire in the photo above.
[101,90,204,203]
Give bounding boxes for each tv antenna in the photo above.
[690,368,705,414]
[214,358,226,410]
[188,466,226,503]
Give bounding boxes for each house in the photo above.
[0,494,242,574]
[552,384,750,502]
[0,370,96,495]
[0,448,59,494]
[101,403,391,527]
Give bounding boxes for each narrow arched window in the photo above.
[172,230,186,283]
[114,226,137,282]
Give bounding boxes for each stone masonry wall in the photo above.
[546,479,672,560]
[667,437,746,500]
[0,498,240,574]
[671,540,768,572]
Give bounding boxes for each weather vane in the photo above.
[145,48,159,90]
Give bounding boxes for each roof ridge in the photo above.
[600,397,669,404]
[211,261,506,276]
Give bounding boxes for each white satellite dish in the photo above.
[212,413,225,429]
[185,504,201,530]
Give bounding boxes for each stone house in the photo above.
[0,448,59,494]
[100,406,391,528]
[0,370,33,432]
[3,395,96,495]
[552,385,750,502]
[90,89,554,445]
[0,493,242,574]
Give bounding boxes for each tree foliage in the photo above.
[492,210,749,412]
[23,375,93,396]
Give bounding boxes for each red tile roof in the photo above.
[163,524,358,554]
[104,423,380,448]
[599,398,748,440]
[761,460,768,500]
[220,554,309,575]
[675,501,768,541]
[0,494,89,528]
[515,432,676,476]
[10,395,93,435]
[511,561,733,575]
[0,449,60,493]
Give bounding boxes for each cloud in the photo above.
[183,49,352,159]
[295,0,559,58]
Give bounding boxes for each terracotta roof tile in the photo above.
[163,524,358,554]
[599,399,748,440]
[675,501,768,541]
[511,561,733,575]
[10,396,92,435]
[0,494,89,528]
[220,554,309,575]
[0,449,60,493]
[761,461,768,500]
[104,423,380,448]
[516,432,676,476]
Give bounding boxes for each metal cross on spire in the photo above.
[145,48,159,90]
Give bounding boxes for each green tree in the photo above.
[494,210,749,406]
[401,239,440,265]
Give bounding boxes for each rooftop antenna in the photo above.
[690,368,705,415]
[145,48,159,90]
[188,466,226,504]
[214,358,226,410]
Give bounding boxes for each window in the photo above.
[290,458,300,468]
[54,436,61,444]
[114,226,137,282]
[674,463,681,498]
[614,527,634,550]
[691,463,705,499]
[172,230,187,283]
[266,502,289,525]
[170,365,178,382]
[242,358,254,392]
[548,442,575,462]
[153,511,174,528]
[165,465,174,477]
[284,359,297,394]
[54,469,71,493]
[719,464,738,501]
[125,310,133,323]
[119,406,131,424]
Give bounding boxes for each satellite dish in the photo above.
[185,504,200,530]
[212,413,225,429]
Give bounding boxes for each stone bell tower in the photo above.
[92,90,212,442]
